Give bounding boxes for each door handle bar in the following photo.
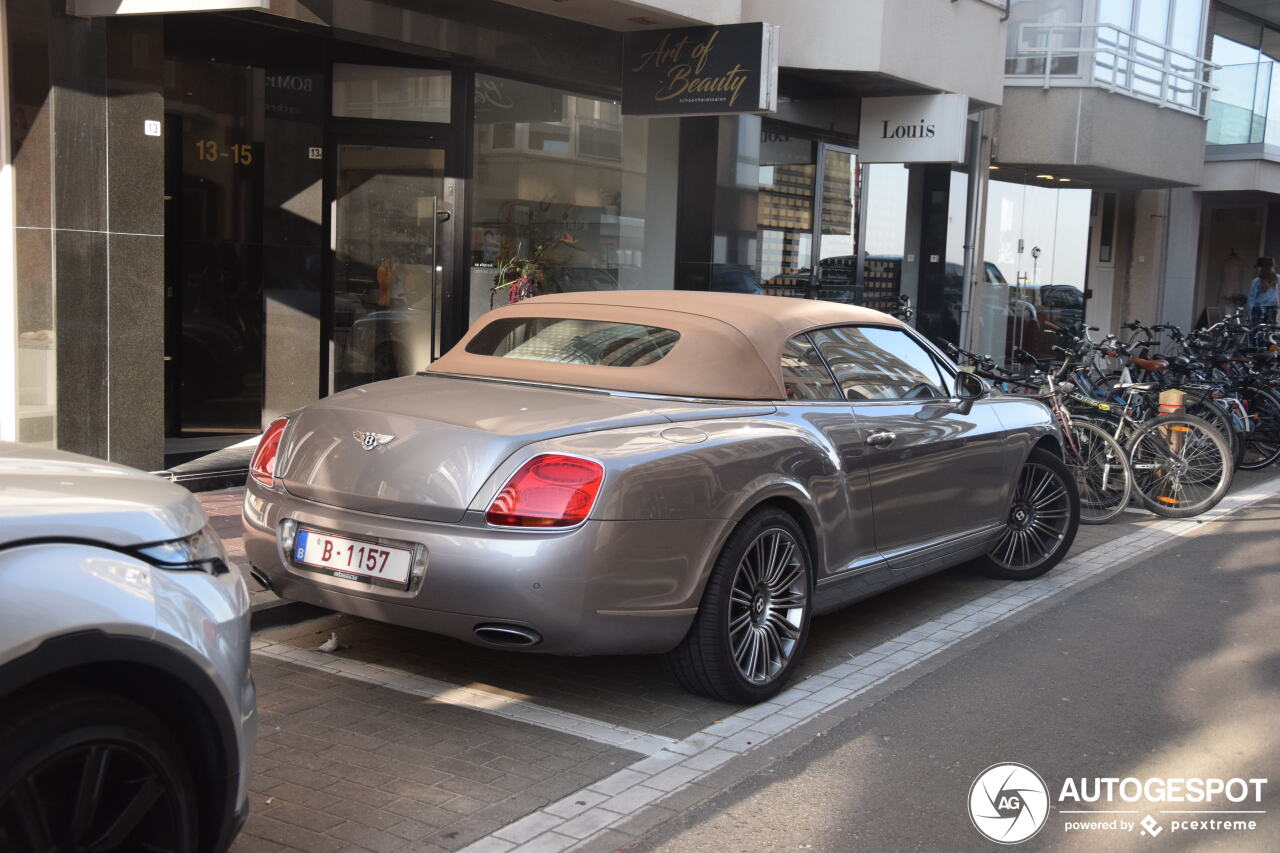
[865,430,896,447]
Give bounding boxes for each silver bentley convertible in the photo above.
[244,292,1079,703]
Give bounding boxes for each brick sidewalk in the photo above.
[241,649,639,852]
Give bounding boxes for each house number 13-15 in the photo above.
[194,140,254,165]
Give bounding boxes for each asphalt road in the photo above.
[632,496,1280,852]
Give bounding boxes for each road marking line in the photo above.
[458,473,1280,853]
[251,643,679,755]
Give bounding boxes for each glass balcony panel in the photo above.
[1207,62,1270,146]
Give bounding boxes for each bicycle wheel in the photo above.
[1126,414,1233,518]
[1064,419,1133,524]
[1240,386,1280,470]
[1183,394,1245,469]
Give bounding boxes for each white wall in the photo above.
[741,0,1006,105]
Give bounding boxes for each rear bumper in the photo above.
[242,480,725,655]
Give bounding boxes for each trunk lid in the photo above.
[278,374,669,521]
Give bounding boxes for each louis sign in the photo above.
[622,23,779,117]
[858,95,970,164]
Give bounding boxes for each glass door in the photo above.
[331,144,447,392]
[164,60,268,440]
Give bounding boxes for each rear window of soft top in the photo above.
[465,317,680,367]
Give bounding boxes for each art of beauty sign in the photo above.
[622,22,779,117]
[858,94,970,164]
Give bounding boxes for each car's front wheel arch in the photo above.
[0,634,244,853]
[1032,432,1064,461]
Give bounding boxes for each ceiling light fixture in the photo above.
[1035,174,1055,180]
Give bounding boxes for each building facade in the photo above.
[2,0,1011,473]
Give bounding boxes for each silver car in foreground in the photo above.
[0,443,255,853]
[245,292,1079,703]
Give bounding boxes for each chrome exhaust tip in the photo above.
[473,623,541,647]
[249,566,274,591]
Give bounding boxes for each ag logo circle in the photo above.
[968,762,1050,844]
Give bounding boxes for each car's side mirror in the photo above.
[956,370,986,400]
[954,371,986,414]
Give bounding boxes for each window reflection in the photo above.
[980,172,1090,362]
[758,129,815,298]
[332,65,451,123]
[470,74,665,326]
[816,148,860,304]
[779,336,839,400]
[332,145,444,391]
[810,326,949,401]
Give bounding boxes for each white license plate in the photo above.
[292,528,412,585]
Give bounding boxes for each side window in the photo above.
[780,335,840,400]
[809,326,951,401]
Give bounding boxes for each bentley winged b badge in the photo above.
[353,430,395,451]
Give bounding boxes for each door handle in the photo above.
[436,210,452,222]
[865,430,896,447]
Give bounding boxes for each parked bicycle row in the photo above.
[943,307,1280,523]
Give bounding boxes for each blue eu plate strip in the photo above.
[294,530,308,562]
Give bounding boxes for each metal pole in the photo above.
[958,110,985,353]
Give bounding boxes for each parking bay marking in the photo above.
[251,642,680,755]
[452,473,1280,853]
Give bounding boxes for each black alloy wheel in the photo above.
[669,507,813,704]
[975,447,1080,580]
[0,691,198,853]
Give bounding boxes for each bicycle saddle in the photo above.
[1130,357,1168,372]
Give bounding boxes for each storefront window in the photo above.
[758,129,815,297]
[980,172,1091,361]
[861,164,910,312]
[816,147,859,303]
[470,74,674,324]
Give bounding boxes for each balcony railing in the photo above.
[1007,22,1216,117]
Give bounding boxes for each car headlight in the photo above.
[135,524,232,575]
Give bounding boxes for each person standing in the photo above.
[1248,257,1278,330]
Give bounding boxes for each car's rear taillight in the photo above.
[250,417,290,486]
[485,454,604,528]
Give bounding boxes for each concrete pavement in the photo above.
[630,496,1280,852]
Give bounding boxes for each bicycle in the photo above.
[945,343,1133,524]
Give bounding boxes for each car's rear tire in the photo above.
[973,447,1080,580]
[0,689,199,853]
[668,508,813,704]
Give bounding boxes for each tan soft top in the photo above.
[427,291,904,400]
